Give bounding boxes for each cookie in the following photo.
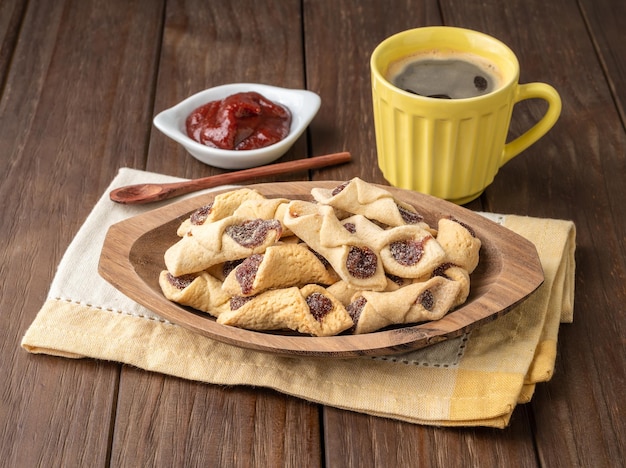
[283,200,388,291]
[158,270,231,317]
[177,188,265,236]
[435,217,481,273]
[233,197,293,237]
[165,216,283,276]
[378,225,446,278]
[347,276,461,334]
[221,243,339,297]
[217,284,353,337]
[432,263,471,307]
[311,177,430,229]
[326,276,402,307]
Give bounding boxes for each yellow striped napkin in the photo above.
[21,168,575,428]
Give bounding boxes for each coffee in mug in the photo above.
[370,27,562,204]
[388,52,500,99]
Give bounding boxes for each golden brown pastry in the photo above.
[347,276,461,334]
[338,214,445,279]
[177,188,266,236]
[158,270,231,317]
[431,263,471,307]
[283,200,388,291]
[221,243,339,297]
[378,225,446,278]
[336,214,385,246]
[159,180,482,337]
[233,197,289,220]
[232,197,293,237]
[311,177,430,229]
[435,217,482,273]
[164,215,283,276]
[326,276,403,307]
[217,284,353,337]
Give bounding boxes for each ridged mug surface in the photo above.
[371,27,561,204]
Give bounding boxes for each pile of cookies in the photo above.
[159,178,481,336]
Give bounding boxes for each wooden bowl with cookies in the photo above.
[99,179,544,357]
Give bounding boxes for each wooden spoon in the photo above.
[109,152,351,204]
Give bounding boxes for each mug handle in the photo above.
[501,83,562,165]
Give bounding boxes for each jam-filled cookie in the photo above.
[221,243,339,297]
[232,197,293,237]
[338,214,446,279]
[165,216,283,276]
[346,276,461,334]
[284,200,388,291]
[311,177,430,229]
[217,284,353,337]
[325,276,403,307]
[436,217,482,273]
[158,270,231,317]
[432,262,471,307]
[377,225,446,278]
[177,188,266,236]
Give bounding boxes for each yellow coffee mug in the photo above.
[371,27,561,204]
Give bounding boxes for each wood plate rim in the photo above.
[98,181,544,357]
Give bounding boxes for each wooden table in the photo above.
[2,0,624,466]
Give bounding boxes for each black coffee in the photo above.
[389,55,499,99]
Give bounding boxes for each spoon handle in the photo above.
[109,151,351,204]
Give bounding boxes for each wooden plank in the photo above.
[302,0,539,466]
[111,369,321,467]
[0,0,27,85]
[324,407,538,467]
[0,0,164,465]
[109,1,323,466]
[579,0,626,125]
[439,0,626,466]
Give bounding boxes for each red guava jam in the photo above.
[186,91,292,150]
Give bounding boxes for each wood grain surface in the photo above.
[1,0,624,466]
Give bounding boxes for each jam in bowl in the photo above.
[153,83,321,170]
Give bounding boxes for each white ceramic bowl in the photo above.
[153,83,321,169]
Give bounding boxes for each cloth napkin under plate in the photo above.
[21,168,576,428]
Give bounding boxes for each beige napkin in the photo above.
[21,168,576,428]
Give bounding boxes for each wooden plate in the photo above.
[98,181,544,357]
